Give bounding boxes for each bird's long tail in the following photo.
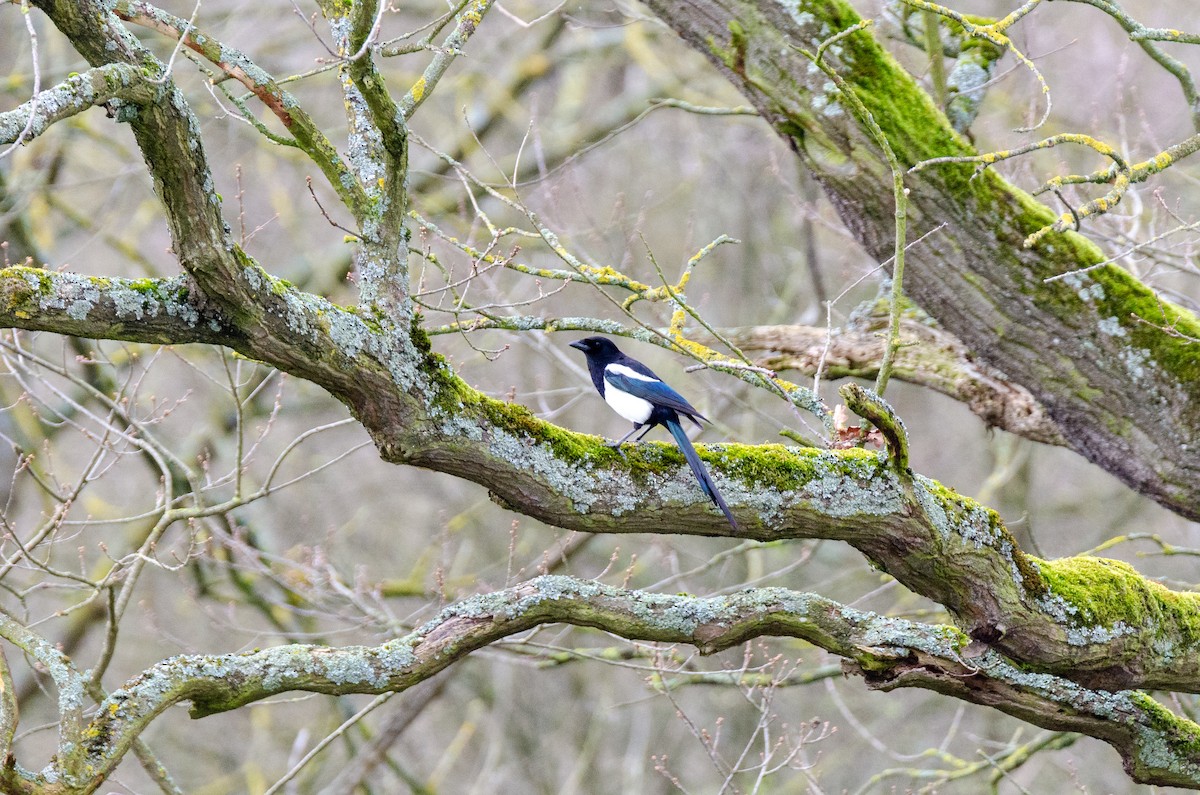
[666,419,738,530]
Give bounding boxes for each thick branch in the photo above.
[361,341,1199,695]
[24,577,1196,791]
[643,0,1200,521]
[340,0,412,315]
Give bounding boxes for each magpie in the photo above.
[569,336,738,529]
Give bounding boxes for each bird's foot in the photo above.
[605,440,628,459]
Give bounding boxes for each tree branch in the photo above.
[725,316,1065,446]
[337,0,413,316]
[394,380,1200,693]
[0,268,231,345]
[0,63,155,146]
[398,0,496,119]
[7,577,1192,791]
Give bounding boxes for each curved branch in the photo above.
[0,610,85,785]
[22,577,1196,791]
[839,383,909,471]
[354,341,1197,695]
[0,63,155,146]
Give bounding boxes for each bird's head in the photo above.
[569,336,621,361]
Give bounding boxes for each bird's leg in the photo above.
[607,424,644,458]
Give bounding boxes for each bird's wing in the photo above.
[604,364,707,421]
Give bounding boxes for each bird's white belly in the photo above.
[605,388,653,424]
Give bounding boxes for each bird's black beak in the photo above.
[569,340,587,352]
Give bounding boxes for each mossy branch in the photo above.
[28,0,280,329]
[0,609,86,785]
[0,268,232,345]
[396,365,1200,695]
[0,645,15,769]
[1033,133,1200,201]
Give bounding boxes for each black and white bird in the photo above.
[569,336,738,529]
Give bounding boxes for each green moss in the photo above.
[409,322,623,466]
[717,443,843,491]
[993,512,1044,596]
[341,304,383,334]
[1037,556,1200,640]
[477,393,619,464]
[722,20,748,75]
[409,314,433,355]
[1090,265,1200,383]
[997,164,1200,392]
[1128,691,1200,756]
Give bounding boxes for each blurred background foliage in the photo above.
[2,0,1199,791]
